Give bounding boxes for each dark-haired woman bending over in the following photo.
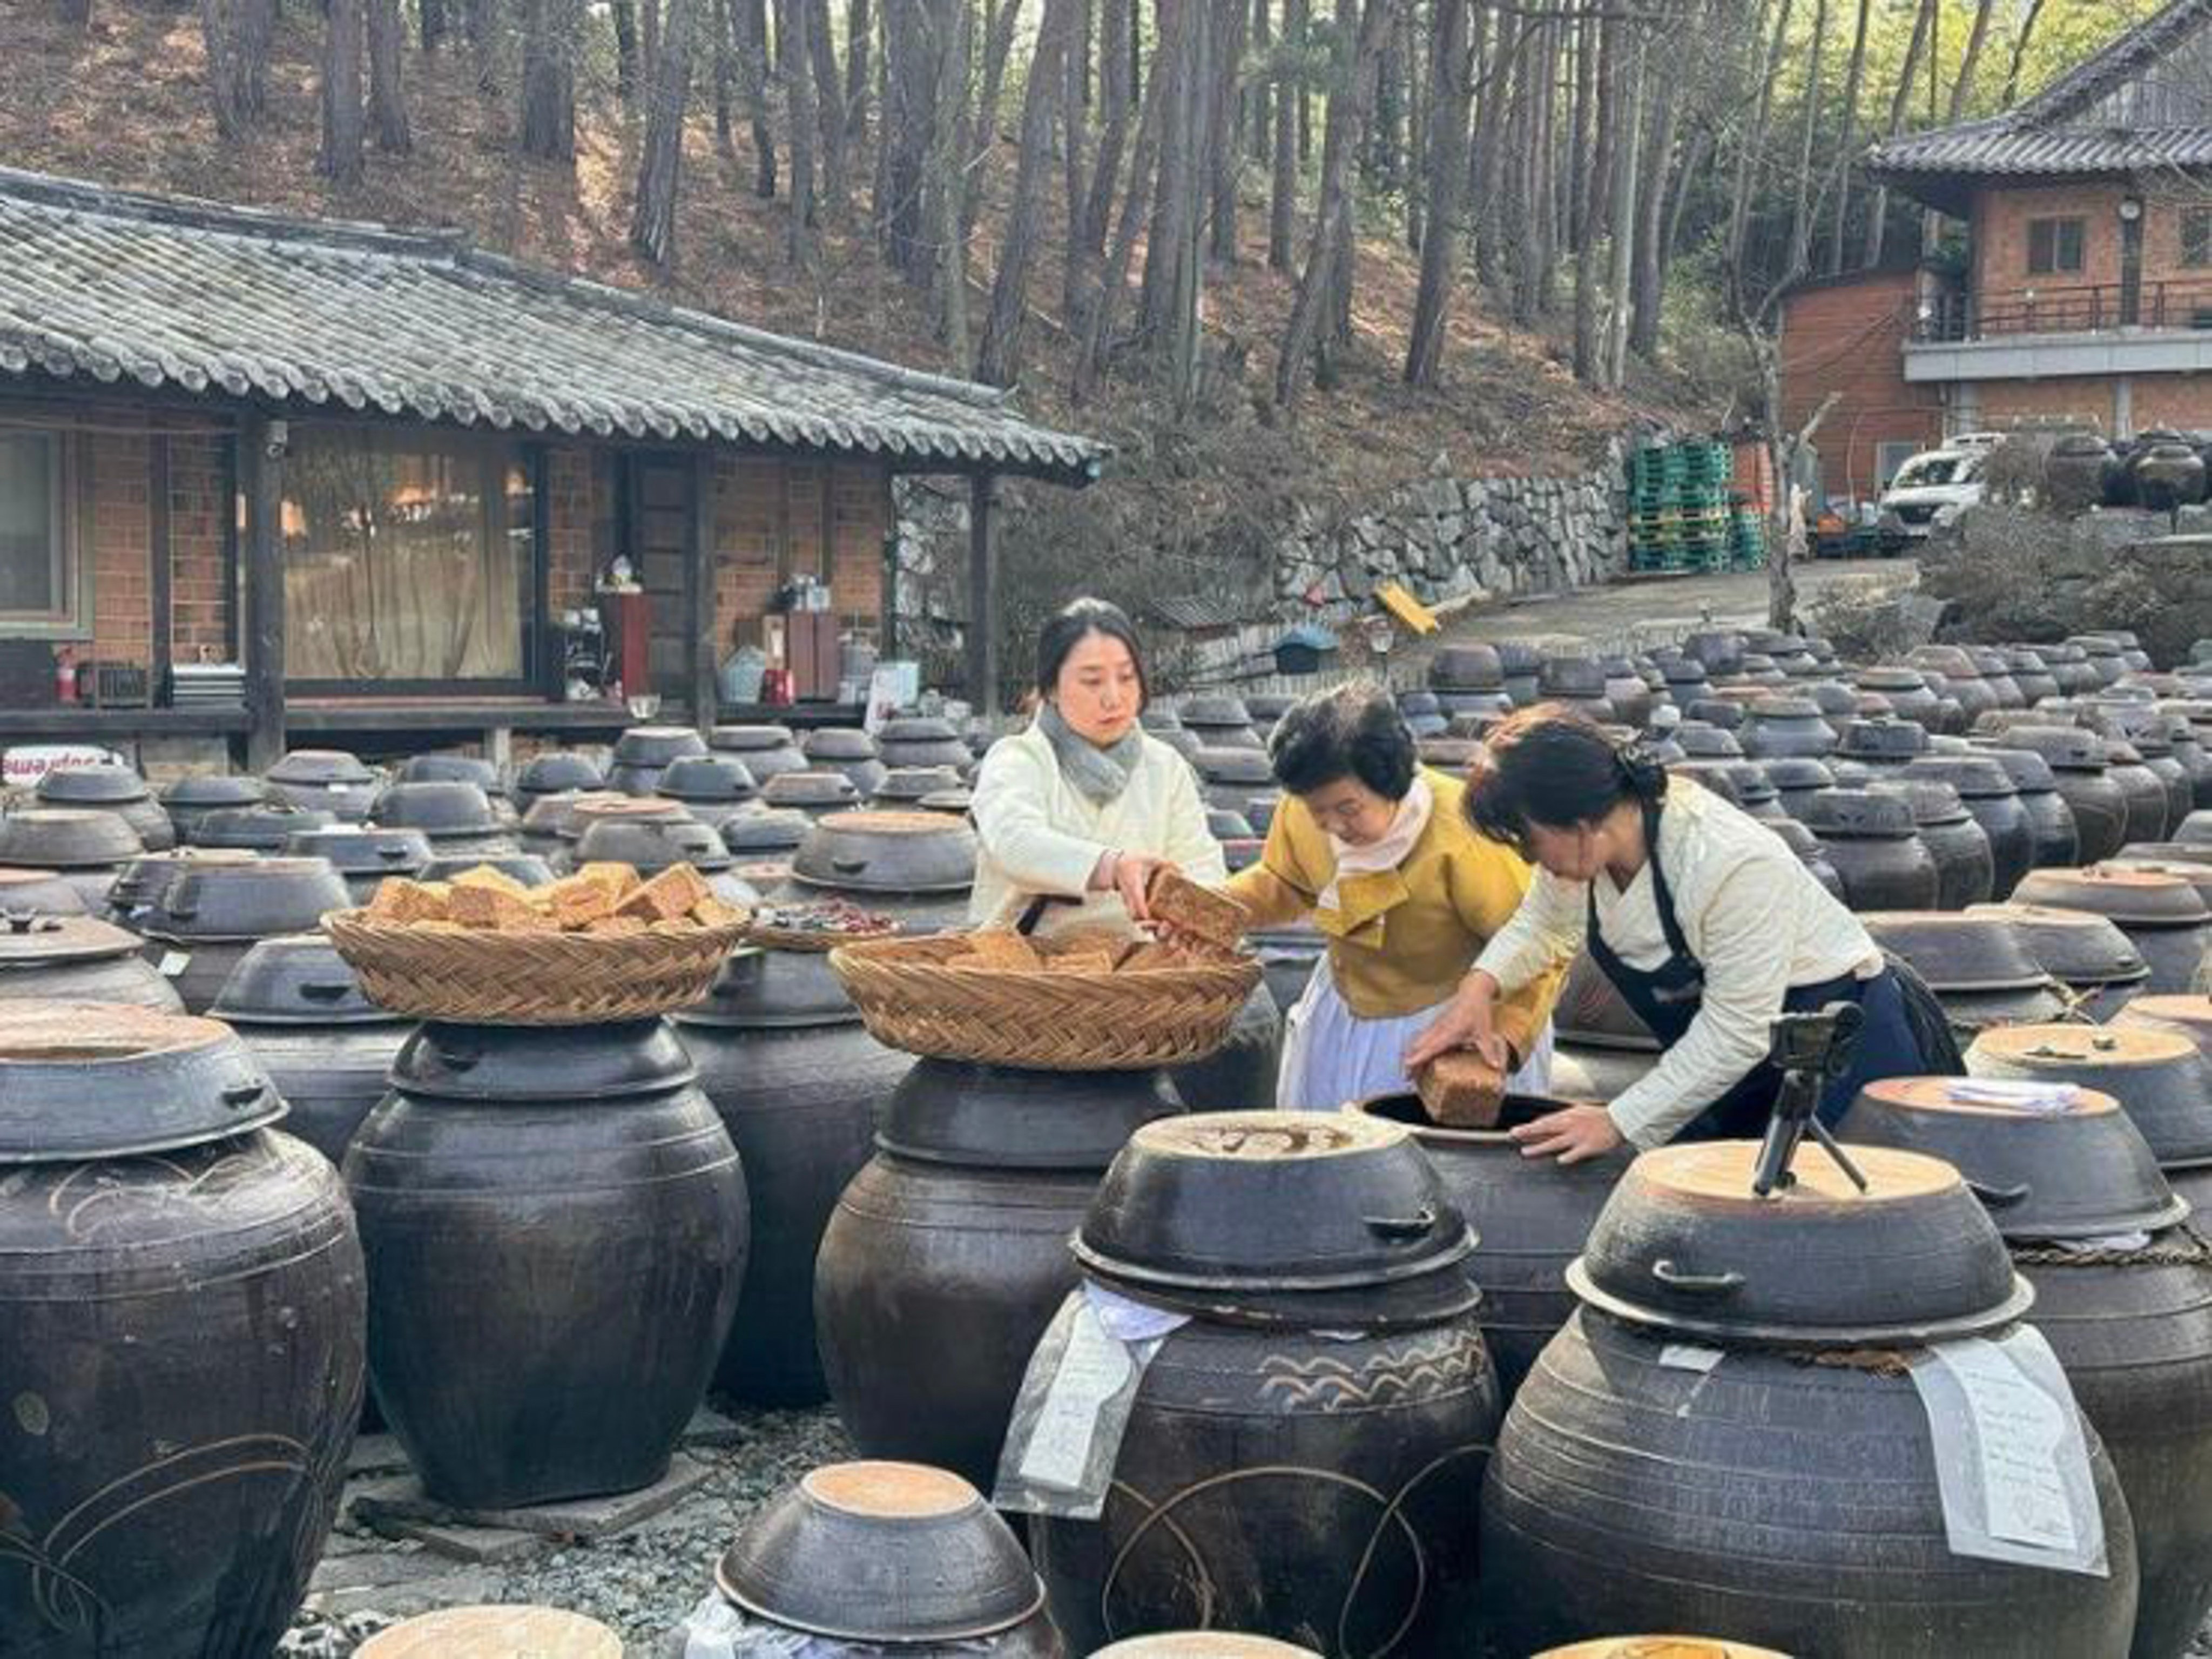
[1223,683,1564,1111]
[1404,706,1959,1163]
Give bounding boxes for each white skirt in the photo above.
[1276,959,1555,1113]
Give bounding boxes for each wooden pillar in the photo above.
[240,416,287,772]
[148,435,172,707]
[966,471,999,716]
[688,449,719,733]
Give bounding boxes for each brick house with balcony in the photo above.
[1863,0,2212,441]
[0,169,1102,770]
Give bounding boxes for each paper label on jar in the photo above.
[157,951,191,977]
[1910,1326,2107,1576]
[1658,1343,1726,1374]
[993,1287,1178,1520]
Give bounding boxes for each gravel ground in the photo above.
[284,1404,852,1656]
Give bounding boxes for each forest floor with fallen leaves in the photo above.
[1,0,1723,497]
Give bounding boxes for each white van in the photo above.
[1877,447,1987,549]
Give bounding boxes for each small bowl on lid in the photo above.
[1839,1076,2184,1239]
[1569,1141,2032,1347]
[714,1461,1046,1645]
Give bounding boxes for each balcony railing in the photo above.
[1913,278,2212,341]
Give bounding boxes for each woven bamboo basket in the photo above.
[828,932,1260,1069]
[323,909,746,1025]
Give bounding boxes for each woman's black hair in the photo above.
[1268,682,1419,801]
[1036,597,1149,709]
[1465,704,1668,855]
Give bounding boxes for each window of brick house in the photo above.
[2183,207,2212,267]
[281,426,539,688]
[2027,217,2086,275]
[0,430,86,636]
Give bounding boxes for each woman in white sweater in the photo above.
[969,599,1223,935]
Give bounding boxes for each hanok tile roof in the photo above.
[0,168,1106,484]
[1867,0,2212,211]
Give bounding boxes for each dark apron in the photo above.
[1586,798,1961,1143]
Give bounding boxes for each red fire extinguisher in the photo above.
[54,646,78,706]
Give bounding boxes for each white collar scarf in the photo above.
[1318,774,1434,912]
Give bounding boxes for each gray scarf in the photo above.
[1037,700,1145,806]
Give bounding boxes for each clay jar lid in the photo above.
[516,752,605,794]
[1194,747,1276,785]
[368,781,501,839]
[355,1607,619,1658]
[792,810,976,894]
[1905,754,2018,799]
[1841,1077,2182,1239]
[611,725,709,767]
[714,1461,1043,1645]
[0,912,144,967]
[1673,721,1743,759]
[147,858,352,941]
[656,756,758,804]
[283,826,434,876]
[265,748,375,785]
[194,801,335,851]
[1975,747,2061,792]
[1761,757,1836,792]
[1800,788,1916,839]
[1859,912,2050,992]
[397,753,502,793]
[804,727,881,763]
[0,808,145,869]
[713,722,800,750]
[36,765,150,806]
[210,933,399,1026]
[1855,666,1931,694]
[2102,855,2212,908]
[561,793,690,840]
[0,1001,285,1159]
[1181,693,1253,727]
[1870,777,1970,827]
[723,810,811,854]
[574,814,731,874]
[160,773,268,810]
[1838,717,1930,761]
[1075,1111,1476,1319]
[1966,902,2148,986]
[873,766,964,802]
[1569,1141,2031,1346]
[2012,866,2209,928]
[2003,725,2109,772]
[1974,1019,2212,1168]
[0,868,87,915]
[762,770,863,810]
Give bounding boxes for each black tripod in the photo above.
[1751,1002,1871,1198]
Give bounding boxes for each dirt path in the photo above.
[1403,558,1917,663]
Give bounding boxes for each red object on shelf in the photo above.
[760,667,795,706]
[599,591,651,701]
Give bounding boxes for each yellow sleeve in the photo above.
[1222,802,1319,930]
[1447,838,1568,1063]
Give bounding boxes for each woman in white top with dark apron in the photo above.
[1406,706,1959,1163]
